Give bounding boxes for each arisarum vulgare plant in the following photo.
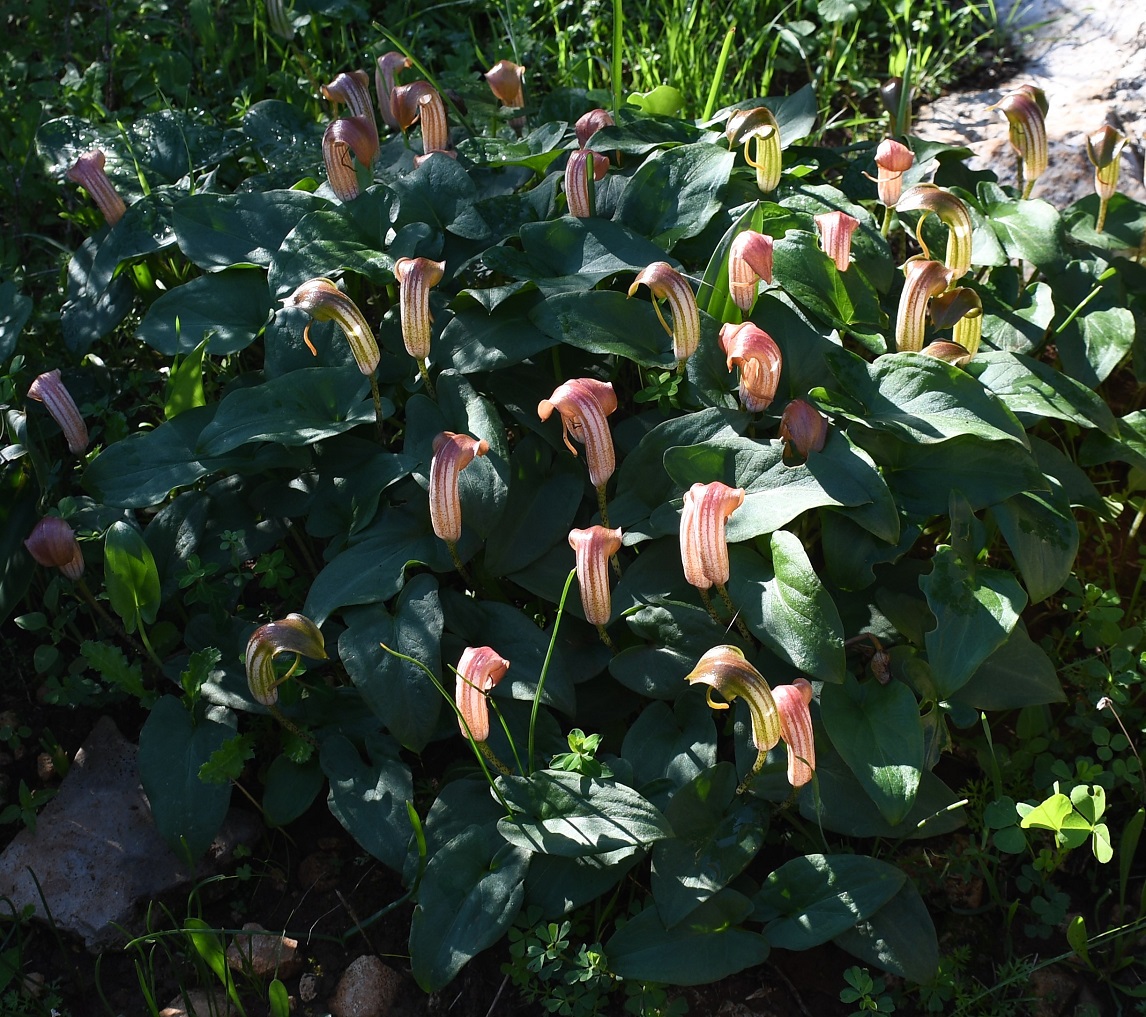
[454,646,511,773]
[66,149,126,226]
[728,230,774,311]
[814,211,860,272]
[726,106,782,193]
[322,116,378,200]
[778,399,828,460]
[485,59,526,130]
[322,70,379,153]
[772,678,816,788]
[1087,123,1128,232]
[873,138,914,210]
[375,52,412,130]
[568,525,622,647]
[896,184,973,281]
[680,481,749,635]
[538,378,617,525]
[563,149,608,218]
[574,108,614,148]
[245,614,327,708]
[393,256,445,390]
[718,322,782,412]
[930,286,983,357]
[27,369,88,454]
[429,431,489,573]
[628,262,700,366]
[894,259,953,353]
[413,87,453,165]
[390,81,435,134]
[989,83,1048,199]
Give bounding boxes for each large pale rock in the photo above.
[0,716,257,949]
[225,922,302,979]
[329,955,402,1017]
[915,0,1146,208]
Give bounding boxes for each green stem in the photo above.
[702,24,737,122]
[611,0,623,118]
[717,582,753,642]
[416,360,435,398]
[528,568,577,774]
[880,203,894,238]
[369,374,386,442]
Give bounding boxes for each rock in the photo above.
[0,716,261,949]
[1030,965,1079,1017]
[225,922,302,980]
[299,971,320,1002]
[160,988,236,1017]
[915,0,1146,209]
[329,955,402,1017]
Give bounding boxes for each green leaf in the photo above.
[496,770,672,856]
[1020,793,1073,832]
[953,625,1065,710]
[627,84,687,117]
[173,190,329,270]
[138,696,232,860]
[164,338,209,420]
[530,290,675,368]
[524,848,642,916]
[322,734,414,872]
[103,521,161,633]
[606,889,770,985]
[621,694,717,790]
[457,121,567,173]
[80,640,149,702]
[728,534,846,682]
[438,291,556,373]
[755,853,905,949]
[138,269,270,356]
[818,0,871,21]
[615,143,736,248]
[337,576,444,752]
[968,351,1116,433]
[409,824,529,991]
[652,763,767,926]
[833,879,938,984]
[821,676,923,825]
[1057,305,1136,388]
[980,277,1055,354]
[815,348,1028,447]
[705,85,818,147]
[990,487,1078,603]
[979,185,1066,270]
[772,233,885,335]
[919,545,1027,697]
[262,754,324,827]
[268,208,396,298]
[1080,409,1146,473]
[0,281,32,364]
[197,366,381,454]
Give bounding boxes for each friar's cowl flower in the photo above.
[245,613,327,707]
[772,677,815,787]
[322,116,378,201]
[265,0,294,39]
[680,482,745,591]
[538,378,617,489]
[575,108,614,148]
[429,431,489,544]
[726,106,782,193]
[685,645,782,761]
[896,184,973,282]
[728,230,774,311]
[894,259,953,354]
[322,70,379,154]
[628,262,701,364]
[873,138,914,207]
[989,83,1048,198]
[375,52,412,130]
[281,278,379,375]
[392,256,446,363]
[414,88,454,165]
[719,322,782,412]
[930,286,983,357]
[24,517,84,580]
[27,369,88,454]
[778,399,828,459]
[814,211,860,273]
[1087,124,1128,233]
[485,59,525,108]
[564,149,608,217]
[66,149,126,226]
[569,526,622,626]
[391,81,435,133]
[455,646,510,742]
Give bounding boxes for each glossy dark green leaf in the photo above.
[268,209,396,298]
[531,290,675,368]
[1080,409,1146,473]
[104,521,161,632]
[820,675,923,825]
[139,696,232,860]
[0,282,32,364]
[137,269,270,355]
[953,624,1065,710]
[772,232,885,333]
[821,510,920,591]
[1057,305,1136,388]
[815,348,1028,446]
[919,545,1027,698]
[322,733,414,871]
[606,889,769,984]
[262,754,325,827]
[990,486,1078,603]
[968,351,1116,433]
[457,121,567,172]
[60,235,135,353]
[980,277,1055,354]
[833,879,938,984]
[0,475,37,627]
[438,291,556,373]
[173,190,328,270]
[979,184,1066,269]
[390,155,485,238]
[652,763,767,926]
[728,534,846,683]
[497,770,672,856]
[241,100,323,173]
[705,85,818,146]
[524,847,642,917]
[337,576,444,752]
[197,367,378,454]
[755,853,906,950]
[1064,192,1146,251]
[483,435,584,576]
[621,693,717,790]
[615,143,735,248]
